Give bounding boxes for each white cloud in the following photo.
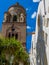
[27,26,31,29]
[26,8,29,11]
[33,0,40,2]
[31,12,36,19]
[26,8,31,12]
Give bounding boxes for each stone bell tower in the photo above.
[2,3,26,48]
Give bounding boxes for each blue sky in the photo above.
[0,0,40,52]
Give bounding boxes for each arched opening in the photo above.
[8,32,18,40]
[8,33,11,38]
[15,33,18,39]
[12,33,15,37]
[13,15,17,21]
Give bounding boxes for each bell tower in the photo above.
[2,3,26,48]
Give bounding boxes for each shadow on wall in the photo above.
[36,14,48,65]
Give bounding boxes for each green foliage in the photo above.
[0,37,21,46]
[0,37,29,65]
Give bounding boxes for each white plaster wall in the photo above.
[31,0,49,65]
[44,0,49,14]
[38,0,49,65]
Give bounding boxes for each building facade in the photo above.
[30,0,49,65]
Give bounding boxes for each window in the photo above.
[12,33,14,37]
[15,33,18,39]
[8,32,18,39]
[8,33,11,38]
[13,15,17,21]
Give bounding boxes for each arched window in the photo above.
[8,33,11,38]
[13,15,17,21]
[8,32,18,39]
[15,33,18,39]
[12,33,15,37]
